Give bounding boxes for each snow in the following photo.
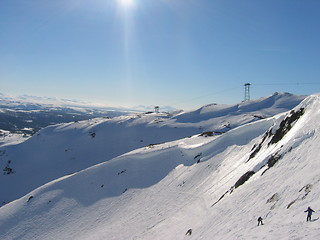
[3,92,320,239]
[0,130,28,147]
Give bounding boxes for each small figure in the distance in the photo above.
[304,206,315,222]
[257,216,264,226]
[186,229,192,236]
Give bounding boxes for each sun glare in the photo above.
[119,0,135,7]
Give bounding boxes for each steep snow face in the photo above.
[0,93,305,206]
[1,94,320,240]
[199,94,320,240]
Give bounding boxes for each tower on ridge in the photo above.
[244,83,251,101]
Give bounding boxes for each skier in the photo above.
[304,206,315,222]
[257,216,264,226]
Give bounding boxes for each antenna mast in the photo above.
[244,83,251,101]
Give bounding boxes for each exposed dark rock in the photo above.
[247,130,272,162]
[299,184,312,199]
[89,131,96,138]
[199,131,214,137]
[253,115,265,119]
[147,142,164,148]
[266,193,279,204]
[287,200,296,209]
[287,184,312,209]
[261,152,282,175]
[211,190,230,207]
[117,169,126,175]
[267,153,282,168]
[3,160,15,175]
[269,108,305,145]
[235,171,255,188]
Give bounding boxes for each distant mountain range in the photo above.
[0,93,175,135]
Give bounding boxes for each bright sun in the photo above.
[119,0,134,7]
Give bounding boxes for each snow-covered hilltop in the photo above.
[3,92,320,239]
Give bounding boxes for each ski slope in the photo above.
[3,92,320,239]
[0,92,304,206]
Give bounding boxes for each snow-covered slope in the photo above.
[0,95,320,239]
[0,130,27,147]
[0,93,305,207]
[2,93,320,239]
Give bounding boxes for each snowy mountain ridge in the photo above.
[2,92,320,239]
[0,92,304,207]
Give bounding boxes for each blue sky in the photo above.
[1,0,320,110]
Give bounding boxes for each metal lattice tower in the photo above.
[244,83,251,101]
